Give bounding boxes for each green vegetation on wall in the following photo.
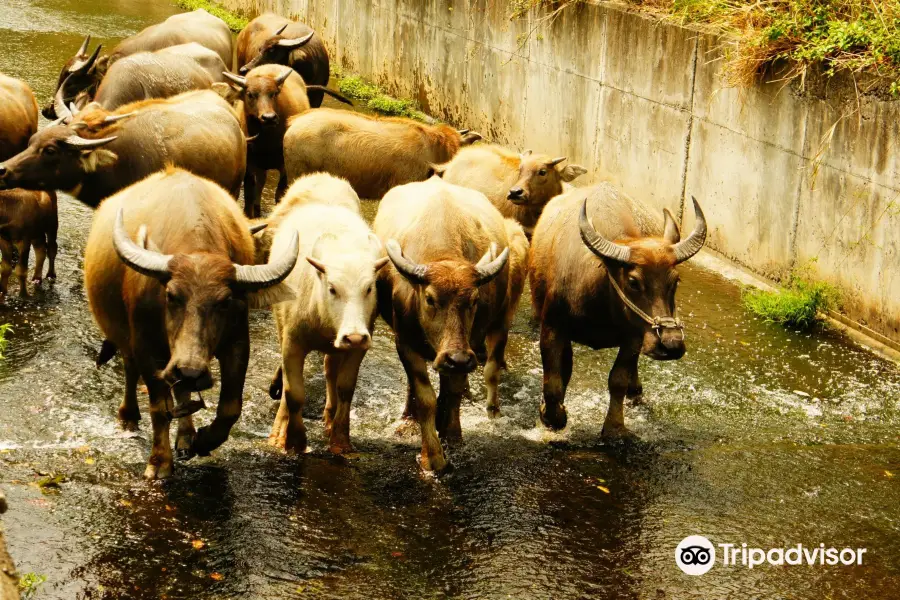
[333,70,430,121]
[743,269,840,331]
[174,0,248,32]
[0,324,9,360]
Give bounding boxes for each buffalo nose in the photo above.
[239,65,250,75]
[508,187,524,200]
[259,112,278,125]
[341,333,370,348]
[444,350,477,372]
[177,366,205,380]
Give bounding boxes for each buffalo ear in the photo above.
[80,148,118,172]
[559,163,587,182]
[246,282,297,309]
[306,256,327,274]
[662,208,681,244]
[211,82,241,105]
[460,131,482,145]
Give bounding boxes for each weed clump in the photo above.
[0,324,9,359]
[743,274,839,331]
[337,75,428,120]
[174,0,248,32]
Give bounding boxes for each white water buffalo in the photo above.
[237,14,329,107]
[45,10,233,117]
[0,90,246,206]
[84,168,298,479]
[438,144,586,237]
[374,177,528,472]
[262,173,387,454]
[0,189,57,299]
[529,183,707,438]
[284,109,482,199]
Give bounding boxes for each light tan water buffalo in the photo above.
[438,144,586,237]
[84,168,298,479]
[529,183,707,438]
[374,177,528,472]
[45,10,233,117]
[0,189,57,299]
[0,74,38,161]
[285,109,482,199]
[261,173,388,454]
[237,14,328,107]
[0,90,246,207]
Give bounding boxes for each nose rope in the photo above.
[607,272,684,340]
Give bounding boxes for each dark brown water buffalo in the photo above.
[285,109,482,199]
[438,144,587,237]
[374,177,528,472]
[84,168,299,479]
[237,14,329,107]
[84,43,227,111]
[45,10,233,117]
[529,184,707,438]
[0,73,38,161]
[0,189,57,299]
[0,90,246,207]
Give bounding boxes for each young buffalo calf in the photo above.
[0,189,58,298]
[530,183,707,438]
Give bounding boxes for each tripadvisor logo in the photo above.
[675,536,868,575]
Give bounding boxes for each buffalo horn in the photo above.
[474,246,510,286]
[61,135,117,149]
[249,223,268,234]
[385,239,428,284]
[222,71,247,88]
[76,35,91,58]
[274,23,289,36]
[278,31,314,48]
[113,208,172,280]
[275,68,292,87]
[578,199,632,264]
[103,111,135,124]
[671,197,707,264]
[547,156,566,167]
[71,44,102,74]
[233,230,299,290]
[53,80,73,121]
[457,129,470,135]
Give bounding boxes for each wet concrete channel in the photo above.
[0,0,899,598]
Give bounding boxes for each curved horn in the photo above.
[457,129,470,135]
[249,222,268,235]
[579,199,632,264]
[245,133,258,143]
[53,79,73,121]
[474,246,510,286]
[71,43,102,74]
[278,31,314,48]
[233,230,299,290]
[76,35,91,58]
[222,71,247,88]
[671,197,707,264]
[61,135,117,149]
[385,239,428,284]
[274,23,289,36]
[547,156,566,167]
[113,208,172,280]
[275,68,292,87]
[102,111,135,124]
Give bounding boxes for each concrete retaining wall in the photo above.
[223,0,900,344]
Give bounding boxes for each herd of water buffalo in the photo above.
[0,9,708,478]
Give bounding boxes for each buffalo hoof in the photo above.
[144,460,173,480]
[601,423,637,442]
[540,402,568,430]
[46,273,56,282]
[268,434,287,449]
[418,450,450,474]
[175,447,196,462]
[31,276,42,285]
[486,404,501,419]
[328,439,355,455]
[269,377,283,400]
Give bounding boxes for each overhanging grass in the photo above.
[743,275,839,331]
[625,0,900,93]
[174,0,248,32]
[335,74,429,121]
[0,324,9,360]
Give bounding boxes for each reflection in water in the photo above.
[0,1,899,598]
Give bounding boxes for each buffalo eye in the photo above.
[538,168,547,176]
[248,92,258,100]
[425,293,436,307]
[366,285,372,296]
[627,276,642,292]
[328,285,337,296]
[43,145,58,156]
[166,290,183,305]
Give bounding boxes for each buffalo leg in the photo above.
[13,240,30,298]
[173,385,197,460]
[46,220,58,281]
[483,328,509,417]
[324,350,365,454]
[627,366,644,405]
[539,323,572,430]
[192,336,249,457]
[398,343,447,472]
[117,355,141,431]
[602,348,639,439]
[436,373,466,443]
[269,364,283,399]
[275,169,289,203]
[243,167,264,219]
[143,377,174,480]
[0,238,12,298]
[30,238,46,285]
[270,340,307,452]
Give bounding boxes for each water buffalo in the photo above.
[45,10,233,117]
[82,43,227,111]
[84,168,299,479]
[438,144,587,237]
[0,73,38,161]
[529,184,707,438]
[0,189,57,299]
[237,14,329,107]
[285,109,482,199]
[374,177,528,472]
[262,174,388,454]
[0,90,247,207]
